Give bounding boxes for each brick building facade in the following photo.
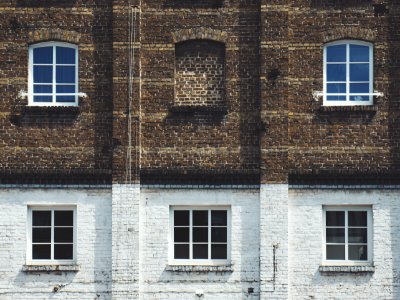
[0,0,400,299]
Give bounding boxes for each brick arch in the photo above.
[322,27,377,43]
[28,29,81,44]
[172,28,228,44]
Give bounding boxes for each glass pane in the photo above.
[326,245,345,260]
[174,211,189,226]
[349,245,368,261]
[193,211,208,226]
[174,227,189,243]
[56,96,76,103]
[34,66,53,83]
[54,228,73,243]
[326,211,345,226]
[327,64,346,81]
[350,44,369,62]
[211,244,227,259]
[32,244,51,259]
[212,227,227,243]
[56,46,76,64]
[54,211,73,226]
[327,45,346,62]
[327,83,346,94]
[193,227,208,242]
[211,211,227,226]
[56,66,75,83]
[327,95,346,101]
[349,211,368,227]
[350,83,369,94]
[174,244,189,259]
[34,96,52,103]
[193,244,208,259]
[54,244,73,260]
[32,228,51,243]
[56,85,76,93]
[349,228,368,243]
[326,228,345,243]
[350,64,369,81]
[33,46,53,64]
[34,85,52,93]
[350,95,370,101]
[32,211,51,226]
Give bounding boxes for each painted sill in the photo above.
[319,105,377,112]
[22,265,80,272]
[165,265,233,272]
[319,265,375,273]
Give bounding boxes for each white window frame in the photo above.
[322,206,373,266]
[323,40,373,106]
[26,206,77,266]
[28,42,79,107]
[169,206,231,266]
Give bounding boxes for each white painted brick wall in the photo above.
[260,184,289,299]
[288,189,400,300]
[139,188,260,300]
[0,188,112,300]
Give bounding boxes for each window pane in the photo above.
[56,85,76,93]
[54,211,73,226]
[54,244,73,260]
[326,211,345,226]
[350,64,369,81]
[193,210,208,226]
[54,228,73,243]
[326,245,345,260]
[193,227,208,243]
[56,46,76,64]
[211,211,227,226]
[327,95,346,101]
[211,244,227,259]
[327,45,346,62]
[349,245,368,261]
[34,85,52,94]
[350,83,369,94]
[350,95,370,101]
[56,96,76,103]
[174,227,189,243]
[348,211,368,227]
[32,211,51,226]
[174,244,189,259]
[33,46,53,64]
[34,96,52,103]
[327,64,346,81]
[174,211,189,226]
[193,244,208,259]
[348,228,368,243]
[212,227,227,243]
[350,45,369,62]
[32,244,51,259]
[326,228,345,243]
[32,228,51,243]
[327,83,346,94]
[56,66,75,83]
[34,66,53,83]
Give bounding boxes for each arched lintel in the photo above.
[172,28,228,45]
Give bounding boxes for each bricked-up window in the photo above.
[29,42,78,106]
[175,40,225,107]
[27,207,76,264]
[323,40,373,106]
[323,207,372,265]
[170,207,230,265]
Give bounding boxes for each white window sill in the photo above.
[319,265,375,273]
[22,265,80,272]
[165,265,233,272]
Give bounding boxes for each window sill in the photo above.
[165,265,233,272]
[23,106,80,113]
[319,265,375,273]
[319,105,377,112]
[22,265,80,272]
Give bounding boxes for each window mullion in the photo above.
[51,210,54,260]
[208,210,211,260]
[346,44,350,102]
[345,210,348,261]
[189,210,193,260]
[53,46,56,104]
